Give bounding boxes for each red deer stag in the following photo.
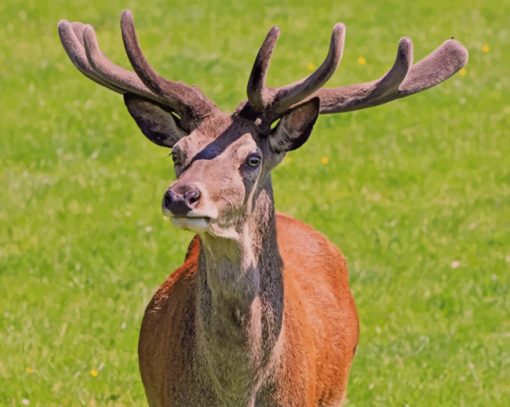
[58,10,467,406]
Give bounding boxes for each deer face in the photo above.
[164,116,267,236]
[124,96,320,237]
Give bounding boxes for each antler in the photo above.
[245,26,468,119]
[58,10,216,131]
[247,24,346,119]
[315,37,468,113]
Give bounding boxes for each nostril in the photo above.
[184,189,201,207]
[163,189,174,207]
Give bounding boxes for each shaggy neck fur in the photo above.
[195,182,284,405]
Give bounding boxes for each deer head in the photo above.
[58,10,467,238]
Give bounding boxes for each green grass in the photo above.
[1,0,508,405]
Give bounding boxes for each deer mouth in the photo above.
[169,215,211,233]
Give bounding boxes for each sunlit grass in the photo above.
[1,0,508,405]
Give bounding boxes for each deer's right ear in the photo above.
[124,94,187,148]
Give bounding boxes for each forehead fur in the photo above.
[177,113,262,154]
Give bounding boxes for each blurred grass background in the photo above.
[0,0,508,405]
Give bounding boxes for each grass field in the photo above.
[1,0,509,405]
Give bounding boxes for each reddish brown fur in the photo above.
[139,213,359,406]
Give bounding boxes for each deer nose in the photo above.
[163,185,201,216]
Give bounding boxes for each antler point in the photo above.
[399,37,412,46]
[57,19,70,29]
[121,9,135,28]
[332,23,346,44]
[82,24,95,45]
[398,37,413,59]
[269,26,280,38]
[444,39,469,66]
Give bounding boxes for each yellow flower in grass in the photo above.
[482,43,490,54]
[25,367,34,374]
[320,156,330,165]
[306,62,316,72]
[357,56,366,65]
[90,368,99,377]
[459,68,467,77]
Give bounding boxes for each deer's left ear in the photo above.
[124,94,187,148]
[270,97,320,153]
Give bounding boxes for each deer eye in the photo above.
[246,154,262,168]
[171,148,183,166]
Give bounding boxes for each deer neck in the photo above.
[195,181,284,399]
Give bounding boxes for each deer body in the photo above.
[58,10,467,406]
[139,213,358,407]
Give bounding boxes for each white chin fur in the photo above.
[171,217,210,233]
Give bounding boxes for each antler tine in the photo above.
[120,10,215,127]
[270,23,345,116]
[58,20,125,93]
[82,24,167,105]
[59,20,166,105]
[368,37,413,99]
[316,38,468,114]
[246,24,345,119]
[247,26,280,112]
[399,39,467,96]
